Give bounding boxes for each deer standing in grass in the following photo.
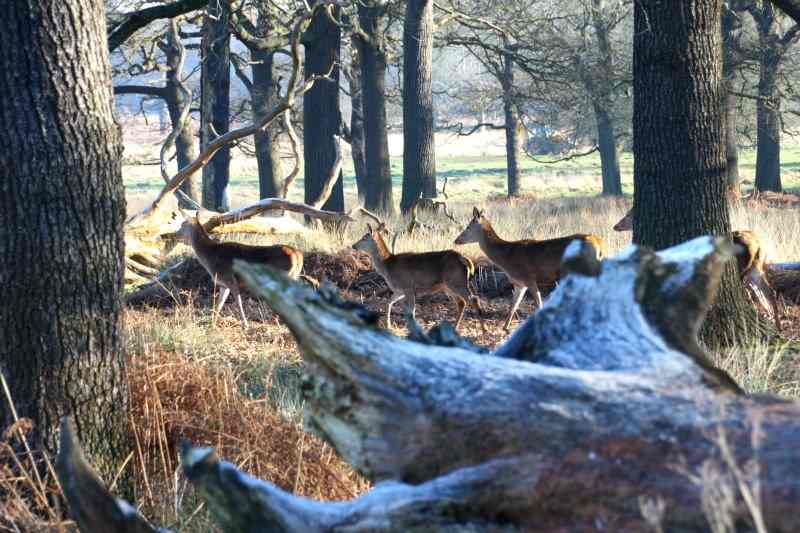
[176,215,305,328]
[455,207,607,331]
[352,224,485,331]
[613,208,781,329]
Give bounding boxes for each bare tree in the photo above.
[402,0,437,213]
[200,0,232,211]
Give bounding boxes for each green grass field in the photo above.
[124,147,800,213]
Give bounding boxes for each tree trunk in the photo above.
[595,105,623,196]
[0,0,129,489]
[358,3,394,214]
[502,43,522,198]
[251,50,285,200]
[591,0,623,196]
[633,0,761,342]
[61,237,800,531]
[164,24,200,204]
[755,48,782,192]
[401,0,437,213]
[200,0,231,212]
[347,47,368,203]
[303,0,344,214]
[723,4,741,194]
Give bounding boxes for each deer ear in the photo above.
[472,207,481,218]
[366,223,373,233]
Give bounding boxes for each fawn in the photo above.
[176,215,305,328]
[352,224,485,331]
[455,207,606,331]
[613,209,781,329]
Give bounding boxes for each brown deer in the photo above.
[455,207,606,331]
[176,215,305,328]
[613,209,781,329]
[352,224,485,331]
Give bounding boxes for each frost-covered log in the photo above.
[59,237,800,531]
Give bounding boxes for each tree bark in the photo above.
[633,0,762,342]
[358,3,394,214]
[303,1,345,214]
[755,43,783,192]
[164,23,200,204]
[0,0,129,489]
[200,0,231,212]
[347,48,368,203]
[502,42,522,198]
[591,0,623,196]
[251,49,285,200]
[61,237,800,531]
[401,0,437,213]
[723,3,742,194]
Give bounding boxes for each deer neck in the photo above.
[365,234,393,276]
[188,224,218,263]
[477,221,508,258]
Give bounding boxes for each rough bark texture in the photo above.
[502,43,522,197]
[358,2,394,214]
[755,4,783,193]
[347,48,368,203]
[633,0,760,342]
[164,23,200,204]
[590,0,623,196]
[723,4,742,193]
[60,237,800,531]
[252,49,285,200]
[303,1,344,214]
[200,0,231,212]
[0,0,129,486]
[401,0,437,213]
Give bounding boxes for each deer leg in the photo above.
[530,280,543,310]
[504,286,528,331]
[231,284,249,329]
[405,291,417,322]
[386,293,406,330]
[216,286,231,313]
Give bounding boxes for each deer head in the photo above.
[454,207,486,245]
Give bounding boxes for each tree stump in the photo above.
[58,237,800,532]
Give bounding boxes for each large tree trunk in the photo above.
[591,0,623,196]
[303,0,344,214]
[755,47,783,192]
[358,3,394,214]
[347,47,368,203]
[251,49,285,200]
[0,0,129,489]
[60,237,800,531]
[200,0,231,212]
[164,23,200,204]
[633,0,761,342]
[401,0,437,213]
[502,42,522,198]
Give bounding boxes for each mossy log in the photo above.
[59,237,800,532]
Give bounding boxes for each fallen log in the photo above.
[59,236,800,531]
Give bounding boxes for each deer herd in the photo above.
[176,203,781,334]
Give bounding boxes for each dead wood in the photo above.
[60,236,800,531]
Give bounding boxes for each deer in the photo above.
[613,208,781,329]
[455,207,607,331]
[175,214,308,328]
[352,223,485,332]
